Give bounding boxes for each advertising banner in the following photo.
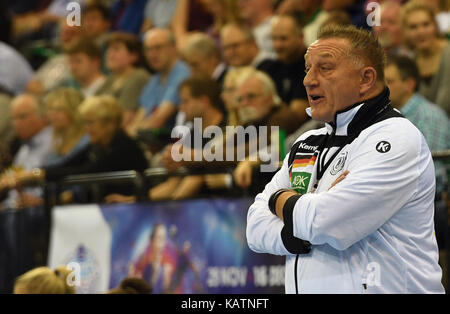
[48,199,285,294]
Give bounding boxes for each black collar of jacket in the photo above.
[328,87,394,136]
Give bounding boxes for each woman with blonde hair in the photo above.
[14,266,75,294]
[9,95,148,202]
[43,87,90,167]
[401,0,450,115]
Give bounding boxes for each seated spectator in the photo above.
[323,0,368,29]
[0,94,53,210]
[66,38,107,97]
[209,70,299,192]
[220,23,274,69]
[277,0,330,47]
[238,0,276,58]
[25,20,83,95]
[106,77,225,203]
[0,41,34,95]
[129,28,191,137]
[401,0,450,115]
[107,277,152,294]
[384,54,449,195]
[110,0,148,35]
[220,66,257,126]
[101,32,150,132]
[259,13,309,125]
[9,95,148,201]
[42,87,89,167]
[235,70,298,134]
[181,33,228,88]
[82,1,111,48]
[13,266,75,294]
[140,0,178,33]
[372,1,412,56]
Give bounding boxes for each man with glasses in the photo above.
[130,28,191,137]
[220,23,274,69]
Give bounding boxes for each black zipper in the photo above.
[294,254,299,294]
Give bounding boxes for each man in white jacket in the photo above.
[246,24,445,294]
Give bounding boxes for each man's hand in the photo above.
[162,144,184,172]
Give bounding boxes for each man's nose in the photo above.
[303,68,318,88]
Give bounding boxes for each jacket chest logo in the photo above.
[290,154,316,194]
[330,151,348,175]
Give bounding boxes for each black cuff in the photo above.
[282,194,301,235]
[280,194,311,254]
[268,188,292,215]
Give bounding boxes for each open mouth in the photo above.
[309,95,325,103]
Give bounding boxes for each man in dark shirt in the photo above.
[259,14,309,126]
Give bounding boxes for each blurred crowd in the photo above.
[0,0,448,209]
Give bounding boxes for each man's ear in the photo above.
[359,66,377,95]
[404,77,417,94]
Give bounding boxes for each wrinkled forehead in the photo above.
[304,38,351,63]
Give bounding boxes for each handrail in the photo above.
[431,150,450,160]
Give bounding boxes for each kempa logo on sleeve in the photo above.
[376,141,391,153]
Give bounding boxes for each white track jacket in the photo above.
[247,89,445,293]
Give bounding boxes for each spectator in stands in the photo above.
[181,33,228,88]
[141,0,178,33]
[106,77,226,203]
[384,54,449,194]
[220,66,257,126]
[13,266,75,294]
[277,0,329,47]
[108,277,152,294]
[220,23,273,69]
[25,20,83,95]
[101,32,150,132]
[372,1,412,56]
[209,70,298,192]
[238,0,276,58]
[322,0,368,29]
[129,28,191,137]
[66,38,107,97]
[82,1,111,48]
[149,77,225,201]
[259,14,309,125]
[401,0,450,115]
[0,41,34,96]
[9,95,148,202]
[235,70,297,134]
[0,94,53,209]
[42,88,89,167]
[230,70,298,190]
[110,0,148,35]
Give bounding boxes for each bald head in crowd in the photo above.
[182,33,221,78]
[271,14,305,64]
[143,28,178,73]
[372,1,403,51]
[220,23,259,68]
[11,94,47,141]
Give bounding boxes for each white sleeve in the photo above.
[292,122,426,251]
[246,154,293,256]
